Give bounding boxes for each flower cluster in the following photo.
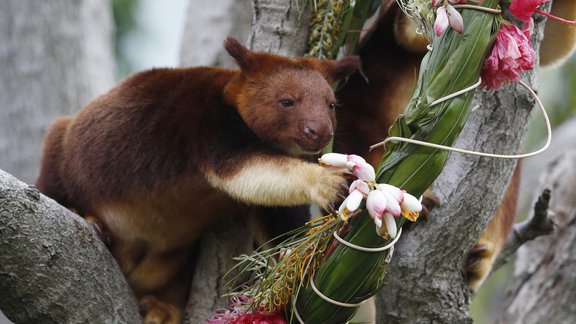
[319,153,422,239]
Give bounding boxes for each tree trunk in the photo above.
[374,8,547,324]
[0,0,115,184]
[0,170,140,323]
[496,119,576,323]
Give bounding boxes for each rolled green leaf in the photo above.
[292,1,500,322]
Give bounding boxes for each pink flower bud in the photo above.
[352,162,376,182]
[446,5,464,33]
[401,193,423,221]
[366,190,387,221]
[434,6,449,36]
[383,212,397,239]
[347,154,366,165]
[319,153,348,167]
[345,189,364,212]
[350,179,370,195]
[432,0,443,7]
[381,190,402,217]
[377,183,404,202]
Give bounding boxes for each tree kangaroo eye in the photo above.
[279,99,295,108]
[328,102,338,110]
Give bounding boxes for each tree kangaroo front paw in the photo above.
[308,166,348,210]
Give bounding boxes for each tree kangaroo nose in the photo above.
[303,121,333,143]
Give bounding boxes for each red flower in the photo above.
[230,311,287,324]
[481,24,536,89]
[509,0,550,23]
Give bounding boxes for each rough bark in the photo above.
[0,170,140,323]
[183,1,311,321]
[247,0,311,53]
[180,0,252,68]
[0,0,115,184]
[374,9,547,324]
[497,147,576,323]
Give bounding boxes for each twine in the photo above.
[309,274,367,308]
[452,4,502,15]
[370,79,552,161]
[332,227,403,252]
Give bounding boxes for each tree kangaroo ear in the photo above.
[224,37,254,71]
[317,56,361,84]
[540,0,576,67]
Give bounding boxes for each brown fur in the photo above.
[36,37,359,323]
[335,0,576,293]
[540,0,576,67]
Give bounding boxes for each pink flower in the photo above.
[230,311,287,324]
[366,190,387,222]
[380,190,402,217]
[350,179,370,195]
[446,5,464,33]
[352,162,376,182]
[318,152,348,167]
[434,7,450,36]
[344,189,364,212]
[481,24,536,89]
[379,212,398,239]
[401,193,422,221]
[448,0,485,4]
[377,183,404,202]
[434,5,464,36]
[509,0,550,23]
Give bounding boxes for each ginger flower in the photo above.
[401,193,423,221]
[352,162,376,183]
[319,152,423,237]
[481,24,536,89]
[366,190,387,223]
[377,213,398,239]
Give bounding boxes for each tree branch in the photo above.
[0,170,140,323]
[492,188,556,271]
